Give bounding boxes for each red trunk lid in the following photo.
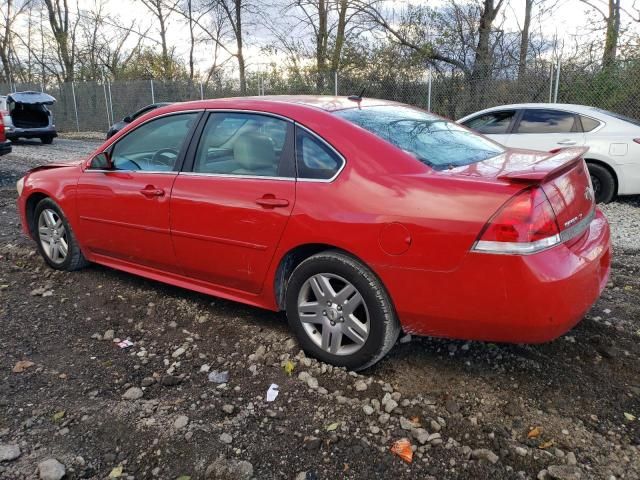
[496,148,595,235]
[450,147,595,236]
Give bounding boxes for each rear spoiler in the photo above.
[497,147,588,183]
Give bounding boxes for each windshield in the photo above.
[334,105,504,169]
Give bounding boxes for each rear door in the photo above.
[460,109,517,146]
[506,108,585,151]
[76,111,201,272]
[169,111,296,294]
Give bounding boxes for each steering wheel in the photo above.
[151,148,178,167]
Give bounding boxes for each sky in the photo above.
[22,0,640,77]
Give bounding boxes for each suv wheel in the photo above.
[41,136,54,145]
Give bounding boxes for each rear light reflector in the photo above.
[473,187,561,254]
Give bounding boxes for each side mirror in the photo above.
[123,115,132,123]
[88,152,113,170]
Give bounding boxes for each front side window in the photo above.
[516,109,577,134]
[110,112,198,171]
[296,128,343,180]
[194,112,291,177]
[463,110,516,134]
[335,105,504,169]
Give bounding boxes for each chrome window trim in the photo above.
[178,171,295,181]
[295,123,346,183]
[203,108,294,124]
[84,169,178,174]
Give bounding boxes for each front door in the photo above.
[170,111,296,294]
[76,111,200,272]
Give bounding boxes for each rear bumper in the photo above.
[0,140,11,156]
[6,127,57,140]
[377,209,611,343]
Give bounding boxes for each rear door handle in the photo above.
[557,140,577,145]
[255,197,289,208]
[140,186,165,198]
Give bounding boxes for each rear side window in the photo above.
[516,109,577,134]
[580,116,600,132]
[463,110,516,134]
[296,128,343,180]
[335,105,503,169]
[194,112,293,177]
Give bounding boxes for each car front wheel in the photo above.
[285,250,400,371]
[34,198,88,271]
[41,136,54,144]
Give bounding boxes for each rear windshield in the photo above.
[334,105,504,169]
[592,108,640,127]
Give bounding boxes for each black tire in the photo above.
[33,198,89,271]
[285,250,400,371]
[587,162,615,204]
[41,136,54,145]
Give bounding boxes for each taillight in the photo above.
[473,187,561,254]
[634,139,640,144]
[0,113,5,137]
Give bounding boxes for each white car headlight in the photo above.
[16,176,24,196]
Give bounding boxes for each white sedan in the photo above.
[458,103,640,203]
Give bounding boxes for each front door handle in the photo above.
[557,140,577,145]
[255,196,289,208]
[140,186,165,198]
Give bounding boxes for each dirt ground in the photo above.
[0,139,639,480]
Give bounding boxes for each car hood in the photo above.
[29,160,82,174]
[8,91,56,105]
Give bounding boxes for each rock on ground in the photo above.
[205,456,253,480]
[0,444,21,462]
[38,458,66,480]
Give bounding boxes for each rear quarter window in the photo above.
[296,127,344,180]
[580,116,601,132]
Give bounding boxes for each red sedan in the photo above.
[16,97,611,370]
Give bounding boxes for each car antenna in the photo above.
[347,87,366,102]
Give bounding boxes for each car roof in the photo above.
[460,103,599,119]
[178,95,402,112]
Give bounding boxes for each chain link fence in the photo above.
[1,61,638,133]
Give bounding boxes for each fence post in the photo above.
[102,81,111,128]
[150,79,155,103]
[107,81,114,124]
[334,71,338,96]
[71,81,80,132]
[548,64,554,103]
[200,82,204,100]
[553,59,561,103]
[427,66,433,112]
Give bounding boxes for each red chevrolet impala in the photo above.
[16,96,611,370]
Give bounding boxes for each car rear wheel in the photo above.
[285,250,400,371]
[587,163,615,204]
[40,136,54,145]
[34,198,88,271]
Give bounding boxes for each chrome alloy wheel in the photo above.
[297,273,370,356]
[38,208,68,264]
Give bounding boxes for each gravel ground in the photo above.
[0,139,639,480]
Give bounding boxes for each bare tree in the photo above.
[42,0,79,81]
[139,0,180,78]
[0,0,32,83]
[580,0,621,68]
